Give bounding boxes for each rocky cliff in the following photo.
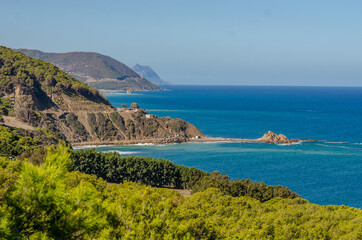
[0,46,204,144]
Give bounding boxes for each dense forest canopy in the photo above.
[70,149,299,202]
[0,145,361,239]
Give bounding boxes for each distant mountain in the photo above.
[132,64,169,85]
[16,49,161,91]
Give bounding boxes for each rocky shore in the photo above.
[189,131,315,144]
[72,131,316,147]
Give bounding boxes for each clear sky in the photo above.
[1,0,362,86]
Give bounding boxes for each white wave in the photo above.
[124,142,176,147]
[134,143,156,146]
[276,141,303,146]
[188,141,231,144]
[104,150,140,155]
[73,145,109,150]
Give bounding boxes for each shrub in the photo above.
[130,102,139,109]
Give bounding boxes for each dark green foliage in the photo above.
[66,113,88,137]
[70,149,299,202]
[192,171,299,202]
[0,126,39,158]
[176,165,207,189]
[0,97,13,116]
[0,126,66,159]
[0,157,22,201]
[70,149,182,187]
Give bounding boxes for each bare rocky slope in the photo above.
[0,46,203,145]
[16,49,161,91]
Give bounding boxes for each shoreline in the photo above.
[71,136,316,148]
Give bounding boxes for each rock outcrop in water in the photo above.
[259,131,293,143]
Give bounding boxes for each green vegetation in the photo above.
[0,97,13,116]
[71,149,181,187]
[0,146,360,239]
[168,118,188,133]
[70,149,299,202]
[142,119,159,136]
[87,113,118,139]
[110,112,125,131]
[0,125,67,159]
[0,126,39,158]
[131,102,139,109]
[0,46,110,105]
[66,113,88,138]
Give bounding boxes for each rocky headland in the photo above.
[0,46,203,146]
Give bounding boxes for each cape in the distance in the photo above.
[132,64,170,85]
[16,48,161,91]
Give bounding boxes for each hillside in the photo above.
[16,49,161,91]
[0,146,361,239]
[132,64,169,85]
[0,46,204,144]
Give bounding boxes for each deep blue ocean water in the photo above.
[94,85,361,208]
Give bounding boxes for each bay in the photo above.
[97,85,362,208]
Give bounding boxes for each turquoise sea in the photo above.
[95,86,361,208]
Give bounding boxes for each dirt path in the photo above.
[2,116,35,131]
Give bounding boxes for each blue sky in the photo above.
[1,0,362,86]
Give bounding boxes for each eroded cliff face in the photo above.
[58,109,203,143]
[4,84,203,144]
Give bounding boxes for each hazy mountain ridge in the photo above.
[16,49,161,91]
[132,64,169,85]
[0,46,204,144]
